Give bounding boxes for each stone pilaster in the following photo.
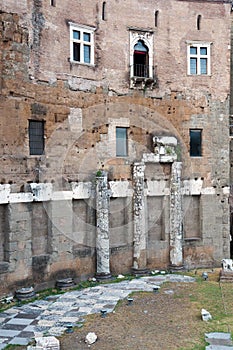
[6,203,32,277]
[169,162,183,269]
[95,171,111,280]
[132,162,148,275]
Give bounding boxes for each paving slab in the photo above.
[8,337,30,345]
[2,323,26,330]
[7,317,34,325]
[0,329,21,337]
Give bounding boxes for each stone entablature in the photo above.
[0,182,229,204]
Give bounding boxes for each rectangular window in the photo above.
[187,43,211,75]
[70,23,95,65]
[116,127,128,157]
[190,129,202,157]
[29,120,45,155]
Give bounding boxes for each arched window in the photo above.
[129,29,154,87]
[102,2,106,21]
[133,40,149,78]
[155,10,159,27]
[197,15,201,30]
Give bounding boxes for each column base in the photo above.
[169,264,185,273]
[219,269,233,282]
[131,267,149,277]
[95,272,112,281]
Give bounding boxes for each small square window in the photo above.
[83,32,91,42]
[190,129,202,157]
[73,31,80,40]
[200,47,207,55]
[29,120,45,156]
[190,47,197,55]
[116,127,128,157]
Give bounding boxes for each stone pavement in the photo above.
[0,274,195,349]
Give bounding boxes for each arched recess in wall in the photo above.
[155,10,159,27]
[102,2,106,21]
[197,15,201,30]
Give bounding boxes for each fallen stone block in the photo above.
[85,332,98,345]
[201,308,212,321]
[35,336,60,350]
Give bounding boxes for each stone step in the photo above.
[206,346,233,350]
[205,333,233,350]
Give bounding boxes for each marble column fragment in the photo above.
[132,162,148,274]
[95,171,111,279]
[169,161,183,269]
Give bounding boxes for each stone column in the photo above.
[132,162,148,275]
[169,161,183,269]
[95,170,111,280]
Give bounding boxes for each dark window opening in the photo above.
[155,10,159,27]
[116,127,128,157]
[102,2,106,20]
[29,120,45,155]
[133,40,149,78]
[50,0,56,6]
[73,42,80,61]
[197,15,201,30]
[190,129,202,157]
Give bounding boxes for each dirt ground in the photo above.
[59,282,209,350]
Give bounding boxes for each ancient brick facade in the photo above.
[0,0,232,294]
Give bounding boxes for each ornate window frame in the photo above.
[129,28,155,88]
